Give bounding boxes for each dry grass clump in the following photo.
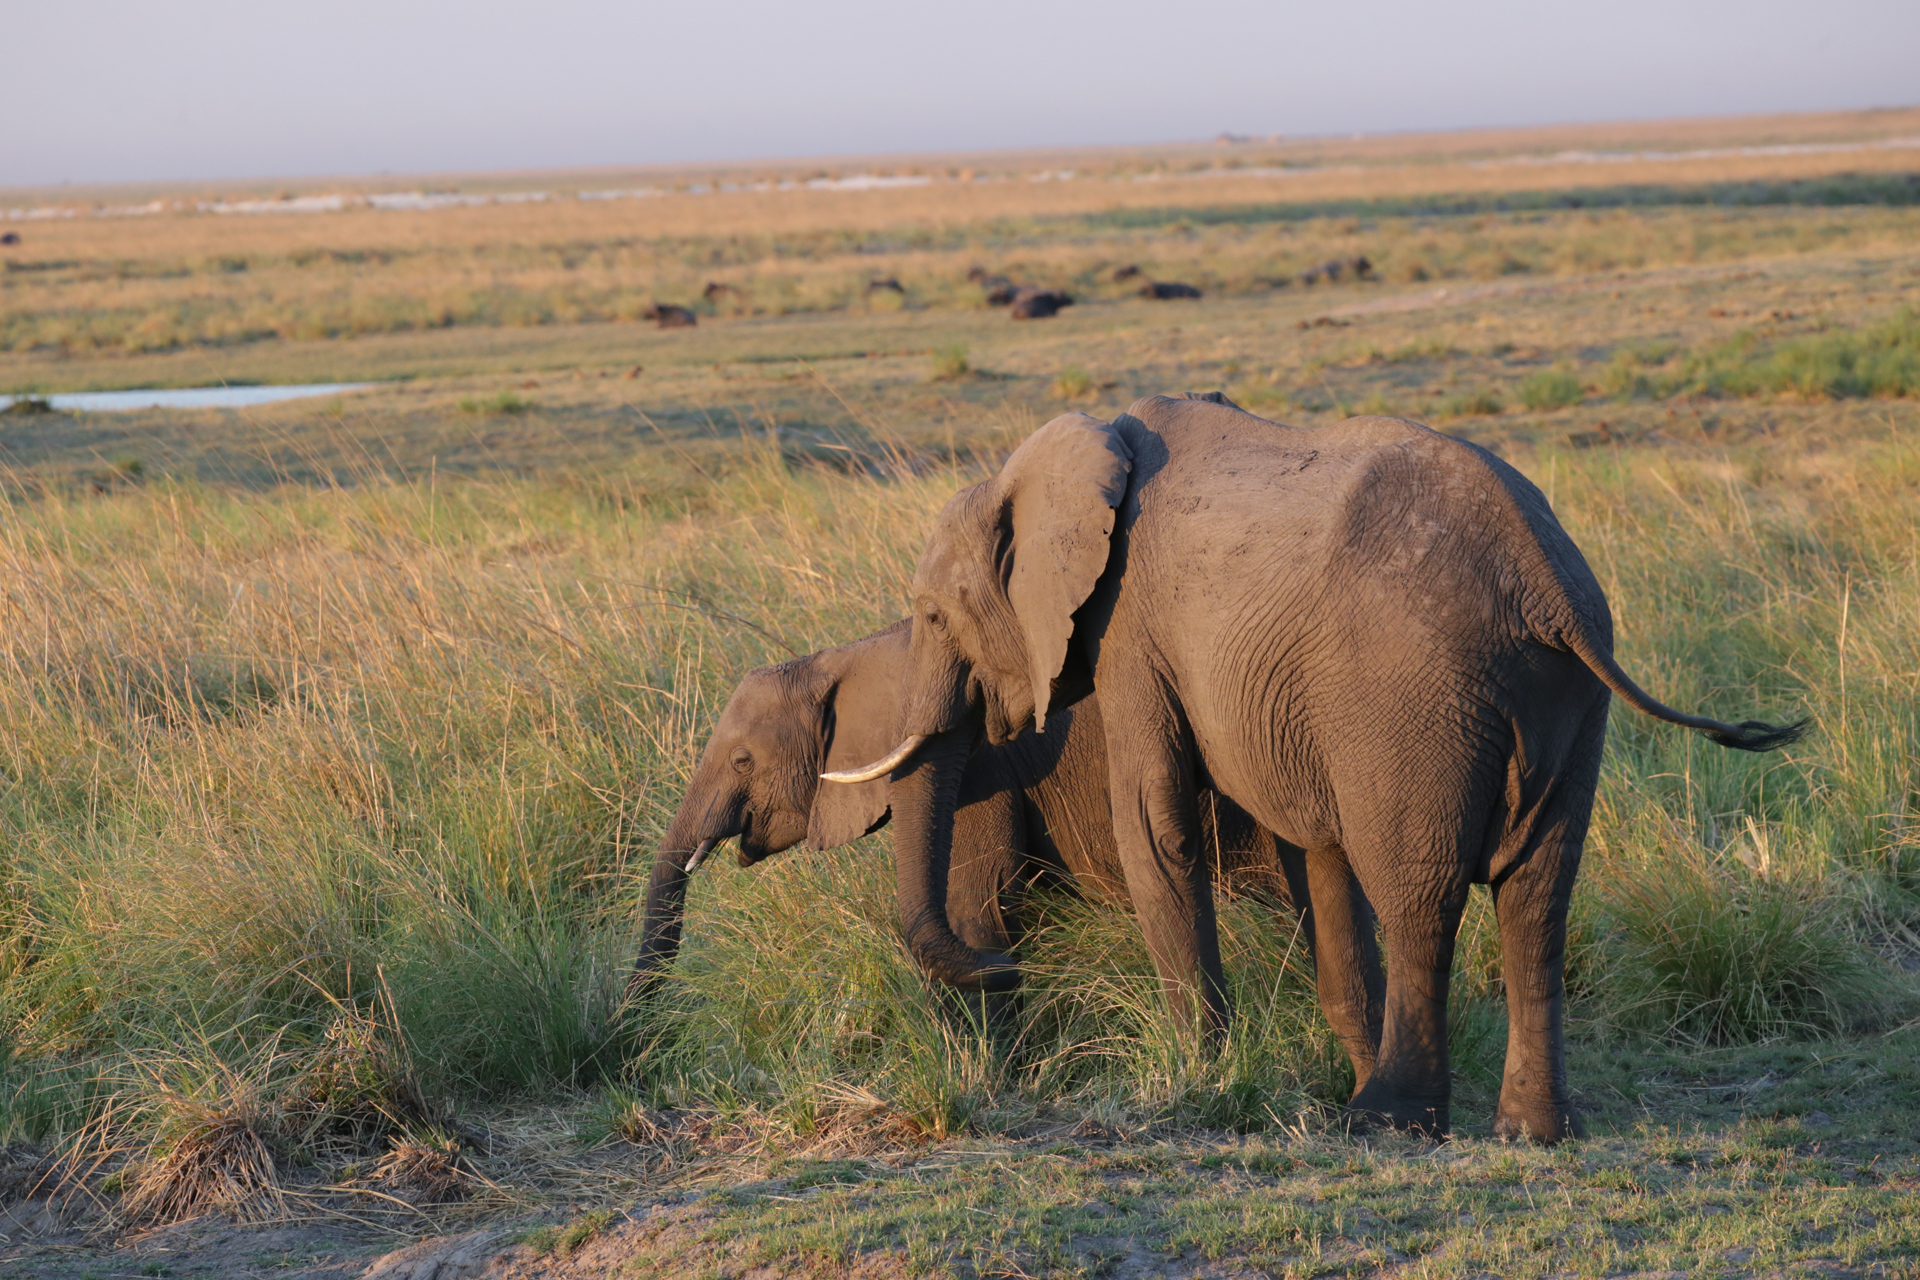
[50,994,480,1225]
[365,1135,479,1203]
[281,1003,445,1161]
[115,1092,285,1225]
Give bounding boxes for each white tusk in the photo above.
[821,734,928,784]
[682,837,718,873]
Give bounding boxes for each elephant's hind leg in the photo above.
[1333,755,1490,1138]
[1488,705,1606,1144]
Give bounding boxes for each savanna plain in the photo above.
[3,110,1920,1278]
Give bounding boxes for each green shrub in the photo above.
[457,390,531,415]
[1439,388,1503,418]
[1518,366,1585,411]
[1054,367,1093,399]
[1600,352,1654,400]
[928,344,970,381]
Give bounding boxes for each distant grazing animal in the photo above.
[1141,281,1202,300]
[1010,288,1072,319]
[703,281,742,302]
[867,276,905,293]
[642,304,698,329]
[1300,257,1372,287]
[0,232,18,246]
[1111,264,1141,282]
[966,265,992,283]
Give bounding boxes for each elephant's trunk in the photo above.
[625,834,717,1003]
[888,724,1020,992]
[627,758,745,1005]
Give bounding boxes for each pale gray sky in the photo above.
[6,0,1916,187]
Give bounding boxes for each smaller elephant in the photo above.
[1140,281,1202,300]
[628,622,1391,1089]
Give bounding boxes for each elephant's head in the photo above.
[825,412,1132,992]
[628,622,908,997]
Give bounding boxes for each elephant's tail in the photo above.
[1559,623,1807,753]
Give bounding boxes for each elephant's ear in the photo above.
[996,412,1133,730]
[806,654,903,849]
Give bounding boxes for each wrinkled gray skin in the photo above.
[627,621,1389,1076]
[854,393,1803,1143]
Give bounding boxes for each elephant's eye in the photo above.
[730,747,753,774]
[924,607,946,631]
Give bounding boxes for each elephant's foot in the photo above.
[1343,1080,1450,1140]
[1492,1097,1584,1145]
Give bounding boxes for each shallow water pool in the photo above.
[0,383,376,412]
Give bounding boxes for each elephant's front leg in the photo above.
[1105,709,1229,1045]
[946,780,1029,1042]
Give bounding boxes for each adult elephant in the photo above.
[628,621,1390,1087]
[825,394,1803,1142]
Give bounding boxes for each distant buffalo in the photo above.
[1010,288,1073,319]
[642,304,698,329]
[984,281,1019,305]
[867,276,905,293]
[702,281,741,301]
[1141,281,1202,300]
[1299,256,1373,287]
[0,232,18,246]
[1111,263,1141,282]
[965,265,993,282]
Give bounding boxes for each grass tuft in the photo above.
[458,389,532,415]
[928,344,970,381]
[1518,364,1586,411]
[1591,812,1894,1042]
[1438,388,1504,418]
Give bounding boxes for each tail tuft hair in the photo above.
[1705,717,1810,753]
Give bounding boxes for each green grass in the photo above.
[457,388,531,414]
[927,342,970,381]
[1696,307,1920,399]
[1518,364,1585,411]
